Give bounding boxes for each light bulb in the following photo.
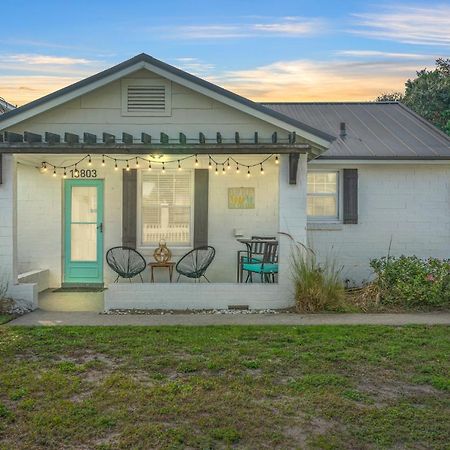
[215,165,219,175]
[88,155,92,166]
[247,168,251,178]
[42,162,47,172]
[126,161,130,171]
[222,166,226,175]
[162,163,165,174]
[101,156,105,167]
[260,164,264,175]
[195,155,199,166]
[227,160,231,170]
[236,165,240,173]
[114,160,118,171]
[148,161,152,171]
[275,156,279,164]
[63,169,67,179]
[135,158,139,167]
[178,160,182,171]
[53,168,57,177]
[208,157,212,169]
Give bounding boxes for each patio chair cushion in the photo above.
[242,262,279,274]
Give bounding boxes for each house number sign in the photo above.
[70,169,98,178]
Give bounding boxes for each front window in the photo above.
[141,170,193,246]
[307,171,339,220]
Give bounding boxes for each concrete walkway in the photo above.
[6,310,450,326]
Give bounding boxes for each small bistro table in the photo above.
[148,261,176,282]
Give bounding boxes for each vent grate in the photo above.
[127,85,166,112]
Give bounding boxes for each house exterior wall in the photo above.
[6,69,290,141]
[16,154,279,286]
[307,162,450,285]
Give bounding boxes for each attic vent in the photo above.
[121,78,172,116]
[127,85,166,113]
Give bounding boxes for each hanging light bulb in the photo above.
[63,168,67,179]
[135,157,139,167]
[101,155,105,167]
[208,156,212,169]
[53,168,57,177]
[227,159,231,170]
[260,164,265,175]
[162,162,166,174]
[148,160,152,171]
[215,164,219,175]
[236,164,240,174]
[42,162,47,172]
[275,155,279,164]
[74,165,79,177]
[222,165,226,175]
[126,161,130,171]
[178,160,182,171]
[114,159,118,171]
[195,154,199,166]
[88,155,92,166]
[247,167,251,178]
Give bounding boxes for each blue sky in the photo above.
[1,0,449,105]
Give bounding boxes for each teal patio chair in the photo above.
[242,241,279,283]
[237,236,276,282]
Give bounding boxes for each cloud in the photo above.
[336,50,431,60]
[173,57,215,75]
[206,57,435,101]
[4,54,95,65]
[350,5,450,46]
[155,17,325,39]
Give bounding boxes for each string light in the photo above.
[42,162,47,172]
[135,157,139,167]
[227,159,231,170]
[260,164,264,175]
[126,161,130,171]
[247,167,251,178]
[74,165,79,177]
[178,160,182,171]
[101,155,105,167]
[53,168,56,177]
[63,168,67,178]
[162,162,166,174]
[275,155,279,164]
[88,155,92,166]
[208,156,212,170]
[236,164,240,173]
[215,164,219,175]
[222,165,226,175]
[195,154,199,166]
[148,160,152,171]
[114,159,118,171]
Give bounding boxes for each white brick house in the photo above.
[0,54,449,311]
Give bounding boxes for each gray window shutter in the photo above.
[343,169,358,224]
[122,169,137,248]
[194,169,209,247]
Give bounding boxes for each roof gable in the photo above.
[0,53,334,148]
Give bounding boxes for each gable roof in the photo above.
[263,102,450,160]
[0,53,334,147]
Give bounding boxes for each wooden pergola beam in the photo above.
[0,143,311,155]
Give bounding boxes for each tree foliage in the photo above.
[376,58,450,136]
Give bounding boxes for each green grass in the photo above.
[0,326,449,449]
[0,314,13,325]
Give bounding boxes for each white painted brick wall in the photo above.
[307,163,450,285]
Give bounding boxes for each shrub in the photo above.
[370,256,450,309]
[291,245,346,312]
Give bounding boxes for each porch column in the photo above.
[0,154,37,308]
[277,153,308,306]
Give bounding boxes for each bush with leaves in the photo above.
[370,256,450,309]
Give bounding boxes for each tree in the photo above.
[403,59,450,135]
[375,92,404,102]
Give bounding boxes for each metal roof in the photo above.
[0,53,334,144]
[262,102,450,159]
[0,97,16,114]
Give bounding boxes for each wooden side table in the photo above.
[148,261,176,282]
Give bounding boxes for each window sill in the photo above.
[307,222,343,231]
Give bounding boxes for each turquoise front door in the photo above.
[64,179,104,285]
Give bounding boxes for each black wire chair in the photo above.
[106,246,147,283]
[176,246,216,282]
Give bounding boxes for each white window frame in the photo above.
[137,169,195,250]
[307,170,341,222]
[121,78,172,117]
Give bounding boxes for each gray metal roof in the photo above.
[0,54,334,144]
[0,97,16,114]
[262,102,450,159]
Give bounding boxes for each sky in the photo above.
[1,0,449,106]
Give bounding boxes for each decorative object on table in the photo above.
[106,246,146,282]
[228,187,255,209]
[153,239,171,262]
[176,246,216,282]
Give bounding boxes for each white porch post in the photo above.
[0,154,37,308]
[277,153,308,306]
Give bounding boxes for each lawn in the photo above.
[0,315,13,325]
[0,326,449,449]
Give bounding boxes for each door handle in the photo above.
[97,223,103,233]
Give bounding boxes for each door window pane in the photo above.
[72,187,97,222]
[71,224,97,261]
